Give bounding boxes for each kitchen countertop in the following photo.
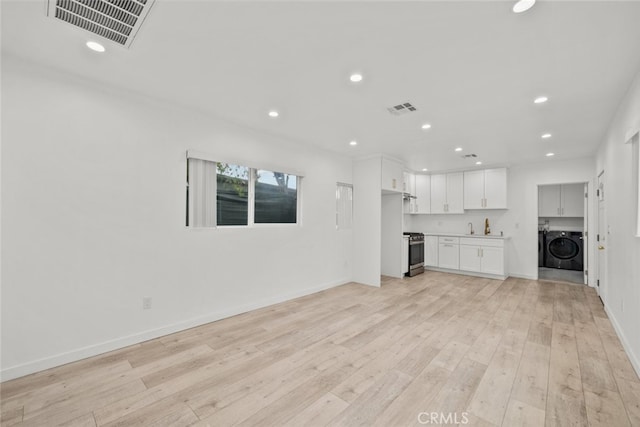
[422,232,509,239]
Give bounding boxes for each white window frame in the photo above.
[336,182,353,230]
[186,151,302,229]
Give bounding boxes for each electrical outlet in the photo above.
[143,297,152,310]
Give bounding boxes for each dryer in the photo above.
[545,231,583,271]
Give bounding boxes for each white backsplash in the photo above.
[405,210,510,237]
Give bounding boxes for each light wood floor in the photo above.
[2,272,639,426]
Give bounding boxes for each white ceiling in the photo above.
[3,0,640,172]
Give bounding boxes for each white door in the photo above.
[459,245,481,272]
[484,168,508,209]
[414,175,431,214]
[463,170,485,209]
[597,172,606,302]
[446,172,464,213]
[431,174,447,213]
[480,246,504,275]
[538,184,561,217]
[561,183,584,217]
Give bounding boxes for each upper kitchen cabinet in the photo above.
[463,168,508,209]
[538,183,584,217]
[413,174,431,214]
[431,172,464,214]
[402,171,415,197]
[381,157,404,193]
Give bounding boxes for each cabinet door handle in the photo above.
[480,248,483,257]
[477,248,480,257]
[561,207,564,215]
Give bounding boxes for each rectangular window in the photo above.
[336,182,353,230]
[186,153,301,227]
[255,170,298,224]
[216,163,249,226]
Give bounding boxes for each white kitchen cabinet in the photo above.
[459,238,505,276]
[413,174,431,214]
[431,174,447,214]
[538,185,562,217]
[381,157,404,193]
[431,172,464,214]
[464,168,508,209]
[480,246,505,275]
[438,236,459,269]
[459,244,482,272]
[424,235,438,267]
[403,172,415,197]
[561,183,584,217]
[538,183,584,217]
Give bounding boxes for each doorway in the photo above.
[537,182,588,285]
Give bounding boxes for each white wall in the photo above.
[406,157,595,282]
[352,157,381,287]
[380,193,403,278]
[595,68,640,376]
[0,56,353,380]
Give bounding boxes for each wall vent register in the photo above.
[47,0,156,48]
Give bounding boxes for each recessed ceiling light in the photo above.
[475,161,483,165]
[86,41,105,52]
[349,73,363,83]
[455,147,463,152]
[546,152,555,157]
[541,133,552,139]
[534,96,548,104]
[268,110,279,118]
[513,0,536,13]
[349,140,358,146]
[421,124,432,130]
[422,168,428,172]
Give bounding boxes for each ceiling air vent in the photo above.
[387,102,418,116]
[47,0,155,48]
[461,154,478,158]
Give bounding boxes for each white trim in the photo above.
[508,272,538,280]
[604,305,640,378]
[0,278,349,382]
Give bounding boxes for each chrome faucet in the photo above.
[468,222,474,235]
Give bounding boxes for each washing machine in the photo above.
[538,231,545,267]
[545,231,583,271]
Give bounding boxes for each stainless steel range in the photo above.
[404,232,425,277]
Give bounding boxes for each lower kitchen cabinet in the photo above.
[459,238,505,276]
[438,236,459,269]
[424,235,438,267]
[425,234,508,280]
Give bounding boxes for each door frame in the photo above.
[596,170,606,302]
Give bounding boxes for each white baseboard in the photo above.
[0,278,348,382]
[604,305,640,379]
[424,267,507,281]
[508,272,538,280]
